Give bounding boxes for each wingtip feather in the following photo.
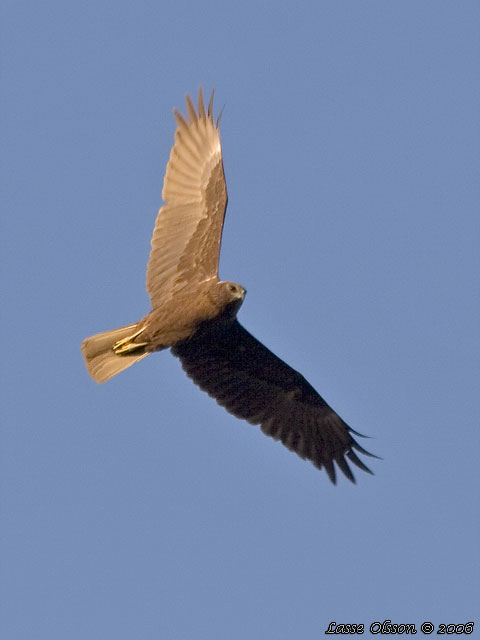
[208,89,215,118]
[185,94,197,123]
[197,87,206,119]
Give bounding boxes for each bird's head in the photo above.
[214,280,246,316]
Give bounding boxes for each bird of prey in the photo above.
[81,89,376,484]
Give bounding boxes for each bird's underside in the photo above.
[81,88,377,484]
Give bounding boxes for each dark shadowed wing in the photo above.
[171,320,375,483]
[146,89,227,308]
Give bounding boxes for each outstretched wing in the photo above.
[146,88,227,308]
[171,320,376,484]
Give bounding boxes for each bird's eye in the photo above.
[229,284,236,292]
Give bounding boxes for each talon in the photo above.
[113,327,148,354]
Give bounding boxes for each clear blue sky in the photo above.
[2,2,479,638]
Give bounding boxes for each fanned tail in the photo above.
[81,323,149,383]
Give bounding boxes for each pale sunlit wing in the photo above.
[146,89,227,307]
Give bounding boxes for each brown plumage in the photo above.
[81,89,376,484]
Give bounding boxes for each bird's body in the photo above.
[81,89,376,484]
[82,277,244,379]
[135,279,245,350]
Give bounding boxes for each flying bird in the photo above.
[81,89,376,484]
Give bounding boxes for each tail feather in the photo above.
[81,323,149,383]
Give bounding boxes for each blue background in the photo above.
[2,1,479,638]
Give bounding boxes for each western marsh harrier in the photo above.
[81,89,376,484]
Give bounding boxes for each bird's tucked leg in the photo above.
[113,327,148,354]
